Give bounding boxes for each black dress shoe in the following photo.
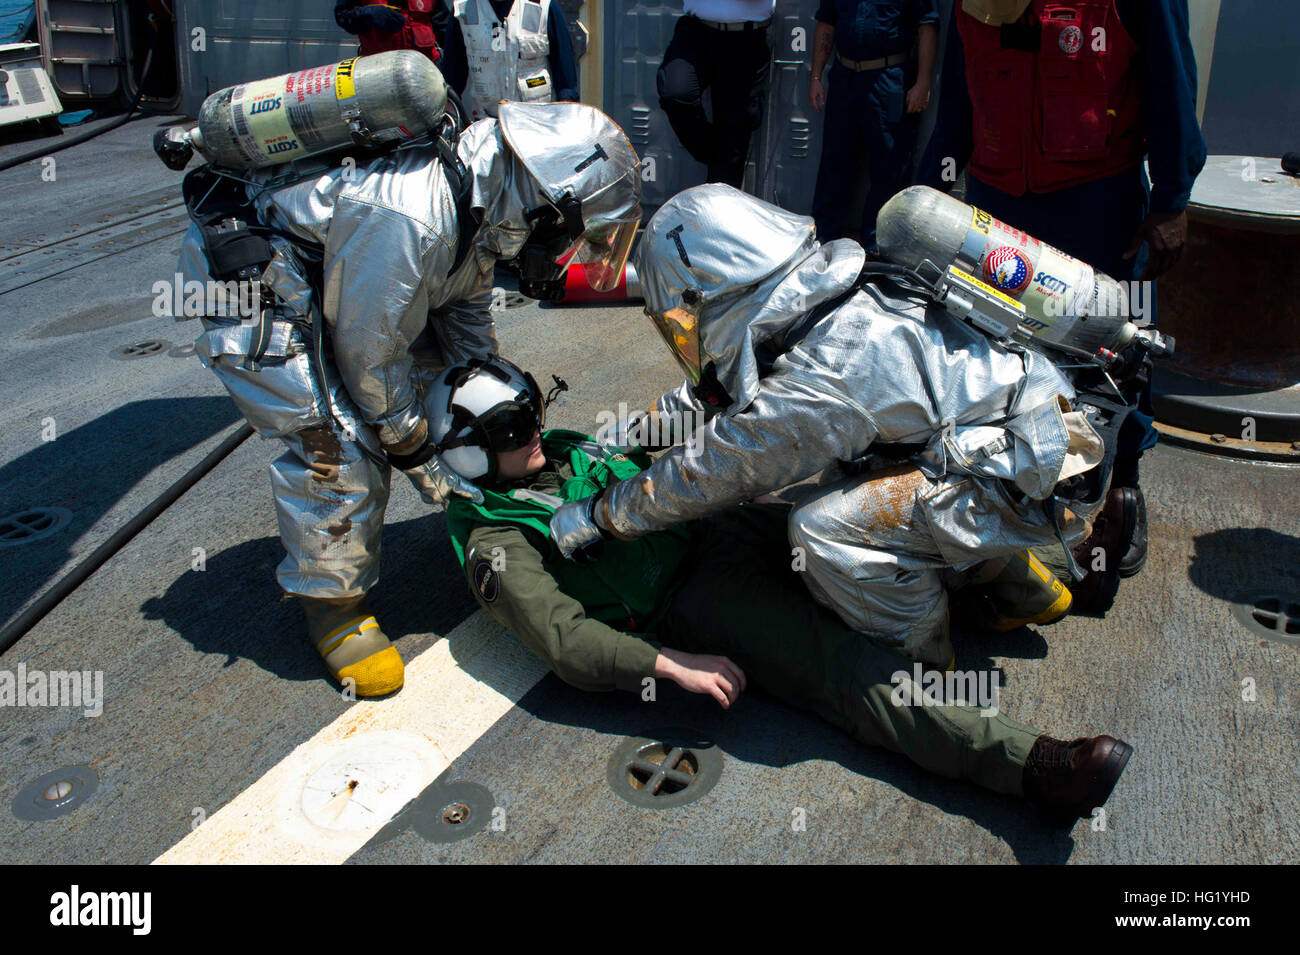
[1022,735,1134,827]
[1119,487,1148,578]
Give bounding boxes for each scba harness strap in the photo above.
[434,98,481,279]
[1042,381,1135,581]
[181,167,278,370]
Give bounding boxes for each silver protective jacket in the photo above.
[604,184,1087,539]
[182,101,641,450]
[210,120,506,449]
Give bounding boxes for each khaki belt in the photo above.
[694,15,772,32]
[836,50,909,72]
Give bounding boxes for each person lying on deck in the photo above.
[429,355,1133,827]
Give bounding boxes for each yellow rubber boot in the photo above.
[956,550,1073,632]
[301,595,404,697]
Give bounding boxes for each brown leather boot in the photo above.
[1070,487,1139,615]
[1022,734,1133,827]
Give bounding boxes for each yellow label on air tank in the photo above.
[949,266,1027,312]
[335,57,358,101]
[234,76,306,162]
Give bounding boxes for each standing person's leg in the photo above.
[197,320,402,695]
[963,177,1052,240]
[858,65,919,250]
[1061,168,1158,496]
[707,27,771,187]
[969,170,1148,282]
[272,400,401,696]
[657,17,716,170]
[273,422,390,604]
[812,65,868,242]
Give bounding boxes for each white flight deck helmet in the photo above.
[494,102,643,300]
[426,356,546,485]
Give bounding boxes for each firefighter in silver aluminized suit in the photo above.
[550,184,1105,669]
[177,102,641,697]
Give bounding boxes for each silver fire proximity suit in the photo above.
[178,102,642,601]
[551,184,1103,666]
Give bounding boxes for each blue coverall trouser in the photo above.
[812,61,919,248]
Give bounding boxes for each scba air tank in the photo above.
[877,186,1137,356]
[188,50,448,169]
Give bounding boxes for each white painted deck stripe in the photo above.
[153,610,548,865]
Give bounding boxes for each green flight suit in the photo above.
[450,431,1043,796]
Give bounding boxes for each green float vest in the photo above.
[446,430,693,630]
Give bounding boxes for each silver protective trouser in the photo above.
[196,315,404,598]
[272,423,390,600]
[789,463,1087,668]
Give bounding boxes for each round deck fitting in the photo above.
[0,506,72,547]
[410,781,496,844]
[1231,591,1300,647]
[113,339,171,359]
[13,766,99,821]
[606,728,723,810]
[1156,156,1300,392]
[1155,422,1300,463]
[1152,368,1300,463]
[299,738,434,832]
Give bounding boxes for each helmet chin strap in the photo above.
[544,375,569,407]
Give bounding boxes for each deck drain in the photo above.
[12,766,99,821]
[1231,591,1300,647]
[0,507,72,547]
[373,779,496,845]
[606,728,722,810]
[113,339,171,359]
[491,287,528,310]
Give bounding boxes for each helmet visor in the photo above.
[476,370,545,453]
[479,402,543,454]
[646,305,703,385]
[559,216,641,292]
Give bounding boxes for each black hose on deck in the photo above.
[0,34,158,174]
[0,422,255,655]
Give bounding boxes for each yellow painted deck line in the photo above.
[153,610,548,865]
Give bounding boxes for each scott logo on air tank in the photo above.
[1034,271,1069,294]
[249,95,282,115]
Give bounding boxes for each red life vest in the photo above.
[957,0,1146,195]
[357,0,441,63]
